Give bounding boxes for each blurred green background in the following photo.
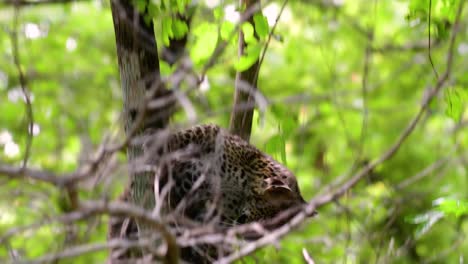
[0,0,467,263]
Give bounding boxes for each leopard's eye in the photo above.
[236,213,248,224]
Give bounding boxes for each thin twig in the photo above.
[0,0,85,6]
[428,0,439,79]
[1,200,177,254]
[253,0,288,83]
[302,248,315,264]
[26,238,161,264]
[10,2,34,168]
[214,1,465,262]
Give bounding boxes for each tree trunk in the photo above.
[109,0,174,261]
[229,0,261,142]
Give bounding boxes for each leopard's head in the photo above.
[239,155,308,223]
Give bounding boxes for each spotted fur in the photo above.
[157,124,307,225]
[110,124,308,262]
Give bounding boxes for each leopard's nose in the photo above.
[264,177,287,187]
[271,179,283,186]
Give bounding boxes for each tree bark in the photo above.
[109,0,175,262]
[229,0,261,142]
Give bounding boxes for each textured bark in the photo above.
[109,0,175,262]
[111,0,158,216]
[229,0,261,142]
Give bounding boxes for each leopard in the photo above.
[109,124,310,262]
[158,124,307,224]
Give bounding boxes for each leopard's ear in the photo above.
[263,178,293,198]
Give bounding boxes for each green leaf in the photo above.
[234,43,261,71]
[159,60,173,76]
[444,88,464,122]
[147,2,160,18]
[190,23,218,65]
[242,22,255,43]
[220,21,235,41]
[161,18,174,46]
[176,0,186,14]
[213,7,224,20]
[253,14,269,39]
[160,0,168,9]
[434,198,468,217]
[172,19,188,39]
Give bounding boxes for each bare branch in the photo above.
[302,248,315,264]
[1,200,177,254]
[27,238,162,264]
[0,0,87,7]
[215,1,466,262]
[10,3,35,168]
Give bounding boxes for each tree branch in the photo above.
[229,0,262,142]
[0,0,88,7]
[215,1,466,262]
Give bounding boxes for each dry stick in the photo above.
[4,201,177,264]
[0,129,131,189]
[26,238,159,264]
[0,200,172,242]
[371,39,442,53]
[0,165,64,185]
[10,3,34,168]
[0,0,86,6]
[215,1,466,263]
[302,248,315,264]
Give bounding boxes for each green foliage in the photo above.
[0,0,467,263]
[444,87,466,122]
[253,14,269,40]
[234,42,261,71]
[436,198,468,217]
[161,17,189,45]
[190,22,218,66]
[220,21,235,40]
[242,22,255,43]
